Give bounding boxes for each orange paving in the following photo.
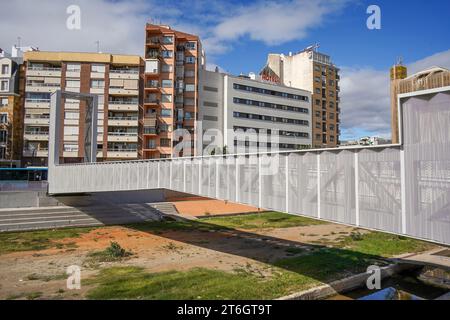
[168,197,261,217]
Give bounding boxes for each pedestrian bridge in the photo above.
[48,88,450,245]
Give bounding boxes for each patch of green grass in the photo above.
[26,292,43,300]
[0,227,95,255]
[25,273,66,282]
[85,246,386,300]
[336,232,434,257]
[200,212,327,230]
[86,242,133,264]
[85,266,317,300]
[128,218,226,234]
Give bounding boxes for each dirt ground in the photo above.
[169,197,261,217]
[0,219,358,300]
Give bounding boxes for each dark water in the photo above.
[327,270,448,300]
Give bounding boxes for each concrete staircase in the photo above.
[149,202,179,216]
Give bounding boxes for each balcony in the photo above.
[24,131,49,141]
[144,99,160,106]
[26,83,60,93]
[145,81,159,90]
[24,114,50,125]
[143,127,157,135]
[108,116,139,127]
[107,132,138,142]
[107,149,138,159]
[108,100,139,111]
[109,87,139,96]
[110,69,139,80]
[23,148,48,158]
[27,67,61,77]
[25,99,50,109]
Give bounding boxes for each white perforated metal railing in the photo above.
[48,89,450,245]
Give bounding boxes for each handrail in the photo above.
[56,143,402,166]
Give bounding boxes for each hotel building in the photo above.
[0,51,24,167]
[22,51,143,166]
[262,46,341,148]
[390,64,450,144]
[143,24,204,158]
[198,69,312,154]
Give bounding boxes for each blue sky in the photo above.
[208,0,450,75]
[1,0,449,140]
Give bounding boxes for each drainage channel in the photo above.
[327,267,449,300]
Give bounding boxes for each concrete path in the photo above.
[393,248,450,270]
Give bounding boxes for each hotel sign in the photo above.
[260,66,281,84]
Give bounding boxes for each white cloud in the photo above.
[408,49,450,74]
[340,49,450,140]
[0,0,154,55]
[212,0,348,45]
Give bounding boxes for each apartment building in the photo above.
[262,45,341,148]
[143,23,204,159]
[390,64,450,144]
[0,50,24,167]
[198,69,312,154]
[22,51,143,166]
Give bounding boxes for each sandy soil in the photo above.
[170,198,261,217]
[0,220,359,300]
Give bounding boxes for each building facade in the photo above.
[22,51,143,166]
[390,65,450,144]
[143,24,204,159]
[0,52,23,167]
[262,46,341,148]
[198,69,312,154]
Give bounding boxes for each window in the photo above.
[1,80,9,91]
[185,84,195,92]
[161,64,173,72]
[64,126,79,136]
[91,79,105,89]
[64,144,79,152]
[161,94,172,103]
[203,115,218,122]
[185,56,195,64]
[185,70,195,77]
[1,64,9,75]
[160,138,171,147]
[66,63,81,72]
[162,80,172,88]
[204,101,218,108]
[185,98,195,106]
[64,112,79,120]
[315,88,321,94]
[161,50,173,58]
[185,112,193,120]
[66,80,80,88]
[159,124,170,132]
[0,130,7,143]
[185,42,196,50]
[162,36,174,44]
[161,109,172,117]
[0,113,7,124]
[203,86,218,92]
[1,98,8,106]
[91,64,105,73]
[147,139,157,149]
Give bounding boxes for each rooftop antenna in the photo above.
[95,40,100,53]
[396,56,404,66]
[17,36,21,48]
